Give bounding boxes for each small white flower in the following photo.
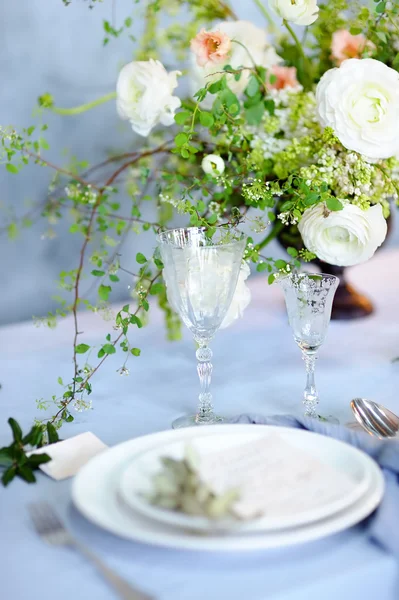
[201,154,225,175]
[316,58,399,159]
[298,202,387,267]
[116,59,181,137]
[269,0,319,26]
[220,262,251,328]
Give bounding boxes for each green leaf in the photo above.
[46,422,59,444]
[26,453,51,467]
[181,148,189,159]
[98,284,112,301]
[199,112,214,127]
[149,283,165,295]
[393,53,399,70]
[102,344,116,354]
[136,252,147,264]
[130,315,143,328]
[175,133,189,147]
[131,348,141,357]
[18,466,36,483]
[22,425,42,446]
[57,377,63,385]
[287,247,298,258]
[2,465,16,486]
[91,269,105,277]
[109,274,119,282]
[245,75,259,98]
[6,163,19,174]
[207,214,218,225]
[122,304,130,312]
[375,31,387,43]
[174,111,191,125]
[8,418,22,443]
[257,263,269,272]
[268,273,276,285]
[208,79,223,94]
[245,102,264,125]
[75,343,90,354]
[275,259,287,270]
[326,197,343,211]
[0,448,14,467]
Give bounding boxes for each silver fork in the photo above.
[29,502,154,600]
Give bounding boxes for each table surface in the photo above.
[1,249,399,600]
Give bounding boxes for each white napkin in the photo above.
[29,432,108,480]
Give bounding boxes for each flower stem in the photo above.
[50,92,117,116]
[283,20,312,88]
[252,0,278,33]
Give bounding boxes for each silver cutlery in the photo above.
[29,502,154,600]
[350,398,399,439]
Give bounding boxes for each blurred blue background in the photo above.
[1,0,397,325]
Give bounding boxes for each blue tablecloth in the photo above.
[2,249,399,600]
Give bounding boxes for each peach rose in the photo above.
[268,65,299,90]
[331,30,375,65]
[190,28,231,68]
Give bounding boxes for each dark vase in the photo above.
[275,214,392,321]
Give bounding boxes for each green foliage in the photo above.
[0,419,60,487]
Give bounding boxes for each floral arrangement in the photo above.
[1,0,399,484]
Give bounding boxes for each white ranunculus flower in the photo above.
[190,21,282,101]
[298,202,387,267]
[116,59,181,137]
[201,154,225,175]
[316,58,399,159]
[269,0,319,26]
[220,262,251,328]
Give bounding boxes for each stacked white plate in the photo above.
[72,424,384,551]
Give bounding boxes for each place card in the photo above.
[197,434,356,520]
[28,432,107,480]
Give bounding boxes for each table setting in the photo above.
[3,0,399,598]
[1,246,399,600]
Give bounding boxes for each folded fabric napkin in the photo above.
[231,414,399,559]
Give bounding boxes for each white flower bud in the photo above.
[201,154,225,175]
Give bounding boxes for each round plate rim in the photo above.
[72,424,384,552]
[117,430,373,533]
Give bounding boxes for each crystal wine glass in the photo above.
[158,227,247,429]
[279,272,339,420]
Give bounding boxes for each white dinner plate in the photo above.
[72,425,384,552]
[118,429,372,534]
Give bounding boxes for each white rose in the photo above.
[316,58,399,159]
[116,59,181,137]
[298,202,387,267]
[202,154,225,175]
[190,21,282,101]
[269,0,319,26]
[221,262,251,328]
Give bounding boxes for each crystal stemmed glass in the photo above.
[158,227,247,429]
[279,273,339,420]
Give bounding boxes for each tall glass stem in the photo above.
[302,350,319,418]
[195,338,219,424]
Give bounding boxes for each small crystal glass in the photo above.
[279,272,339,420]
[158,227,246,429]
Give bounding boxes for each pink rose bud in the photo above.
[331,30,375,65]
[190,28,231,68]
[268,65,299,90]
